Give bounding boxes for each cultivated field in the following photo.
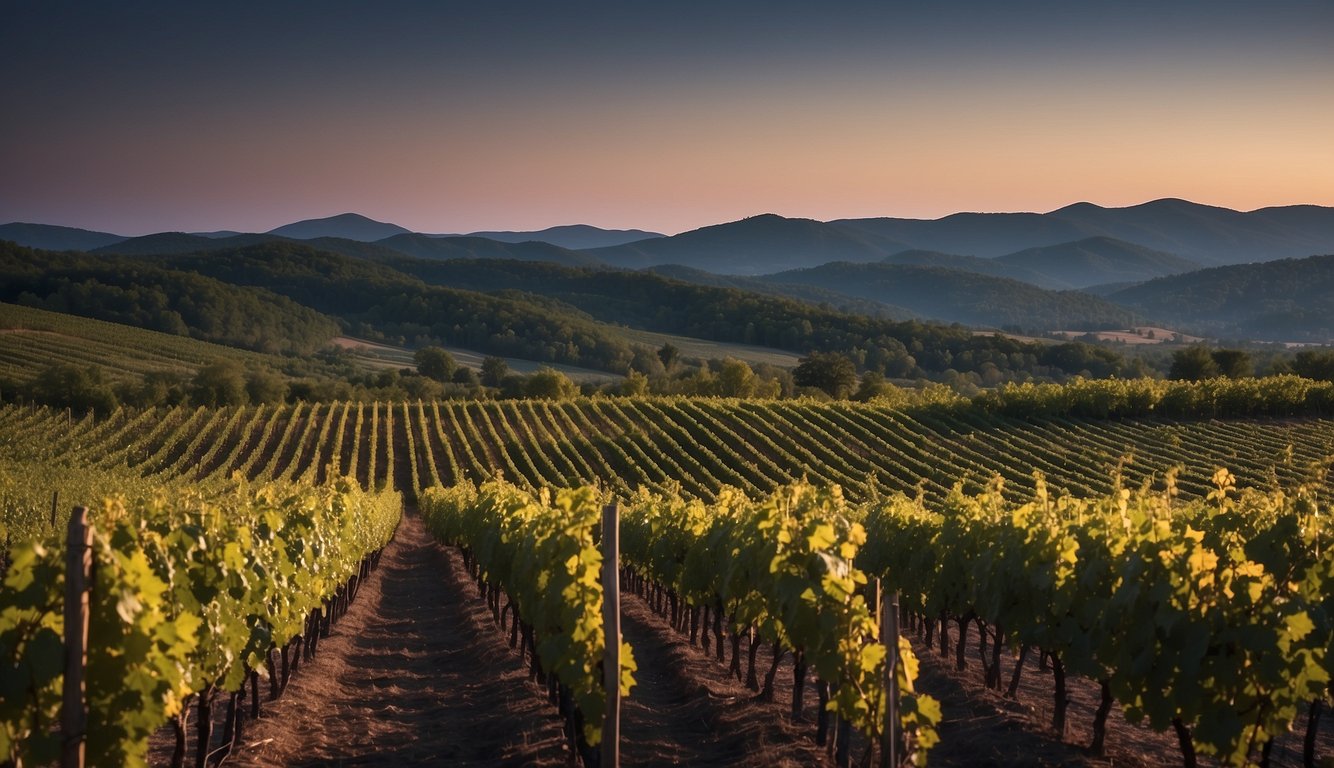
[3,394,1334,767]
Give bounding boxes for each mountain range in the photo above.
[5,199,1334,341]
[834,198,1334,265]
[8,199,1334,275]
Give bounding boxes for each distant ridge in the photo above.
[837,199,1334,265]
[586,214,911,275]
[880,249,1053,287]
[994,237,1200,289]
[456,224,664,250]
[0,222,126,251]
[1107,252,1334,341]
[375,234,602,268]
[757,261,1136,331]
[268,213,411,241]
[9,197,1334,278]
[93,232,283,256]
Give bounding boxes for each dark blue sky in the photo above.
[3,1,1331,234]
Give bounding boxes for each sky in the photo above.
[2,1,1332,236]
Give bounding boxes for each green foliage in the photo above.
[371,256,1127,382]
[0,242,339,355]
[29,363,118,415]
[479,356,509,387]
[414,346,457,382]
[657,343,680,372]
[244,367,289,404]
[0,469,401,766]
[420,482,635,746]
[1291,350,1334,382]
[524,367,578,400]
[794,352,858,398]
[619,482,940,764]
[191,360,249,407]
[860,471,1334,767]
[1211,349,1253,379]
[1110,252,1334,342]
[714,357,759,398]
[973,375,1334,420]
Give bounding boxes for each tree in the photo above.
[1292,350,1334,381]
[854,371,896,402]
[793,352,858,398]
[245,368,289,404]
[192,361,249,406]
[130,371,187,408]
[715,358,758,398]
[453,366,481,387]
[657,343,680,372]
[480,356,509,387]
[1210,349,1252,379]
[30,363,118,415]
[619,370,650,397]
[1169,345,1220,381]
[524,367,578,400]
[414,346,456,382]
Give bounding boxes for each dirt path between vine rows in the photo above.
[227,512,569,767]
[217,512,830,767]
[617,596,830,767]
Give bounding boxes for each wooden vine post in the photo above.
[601,503,622,768]
[879,579,900,768]
[62,506,92,768]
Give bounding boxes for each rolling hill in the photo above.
[92,232,284,255]
[267,212,412,241]
[835,211,1093,258]
[1107,253,1334,341]
[837,199,1334,265]
[375,234,600,267]
[0,222,127,251]
[759,262,1138,331]
[642,264,912,318]
[457,224,664,249]
[994,237,1200,289]
[879,249,1053,286]
[585,214,911,274]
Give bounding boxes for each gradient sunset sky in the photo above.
[3,1,1331,235]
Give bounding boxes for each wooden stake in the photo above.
[62,506,92,768]
[601,503,621,768]
[880,580,900,768]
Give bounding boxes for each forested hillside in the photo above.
[0,242,339,354]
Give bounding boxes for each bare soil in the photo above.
[617,596,831,767]
[224,513,569,767]
[906,619,1334,767]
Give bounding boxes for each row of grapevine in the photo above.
[0,476,401,767]
[618,482,941,767]
[4,394,1333,513]
[418,482,635,763]
[859,470,1333,767]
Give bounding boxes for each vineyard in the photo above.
[4,396,1333,519]
[3,387,1334,766]
[0,304,289,387]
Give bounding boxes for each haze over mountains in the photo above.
[5,198,1334,341]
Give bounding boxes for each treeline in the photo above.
[0,242,338,354]
[150,243,652,373]
[370,256,1131,378]
[4,239,1144,383]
